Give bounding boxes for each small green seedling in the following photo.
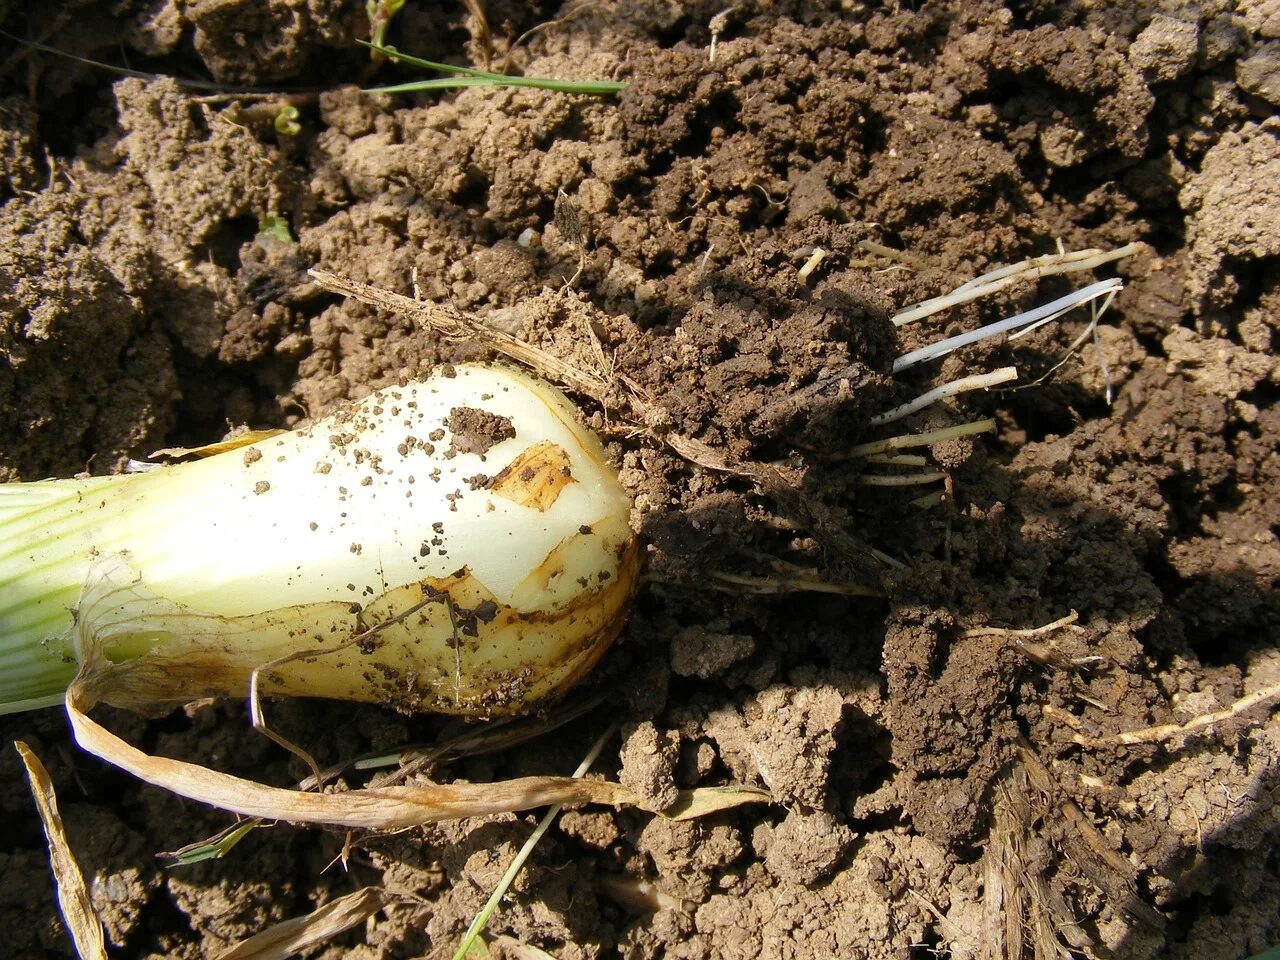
[273,104,302,137]
[451,726,615,960]
[366,0,407,54]
[255,216,294,245]
[361,41,625,96]
[157,821,263,867]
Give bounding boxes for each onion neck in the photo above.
[0,477,127,712]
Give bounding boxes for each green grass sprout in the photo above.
[157,821,263,867]
[451,725,618,960]
[256,216,295,244]
[360,41,625,96]
[273,104,302,136]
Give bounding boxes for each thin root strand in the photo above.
[1075,678,1280,749]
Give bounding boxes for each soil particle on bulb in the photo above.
[445,405,516,456]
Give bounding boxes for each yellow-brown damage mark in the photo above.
[85,533,641,719]
[488,441,574,512]
[524,538,568,592]
[541,535,641,699]
[147,429,287,461]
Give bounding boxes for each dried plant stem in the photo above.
[963,610,1080,640]
[1016,737,1166,930]
[845,418,996,459]
[310,269,746,469]
[870,367,1018,426]
[213,887,386,960]
[963,610,1098,669]
[892,243,1142,327]
[308,269,609,397]
[1074,678,1280,749]
[66,681,768,830]
[17,742,107,959]
[70,683,654,828]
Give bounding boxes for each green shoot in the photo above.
[451,726,617,960]
[366,0,407,55]
[157,821,263,867]
[273,104,301,136]
[361,41,625,96]
[255,216,295,244]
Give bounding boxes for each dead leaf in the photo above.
[149,430,286,460]
[213,886,385,960]
[66,683,771,829]
[15,741,107,960]
[659,785,773,821]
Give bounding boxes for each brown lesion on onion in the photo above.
[351,532,640,716]
[79,529,640,719]
[487,441,575,512]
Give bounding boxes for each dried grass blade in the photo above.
[14,740,107,960]
[66,685,770,827]
[660,785,772,820]
[212,886,385,960]
[69,685,624,826]
[306,269,609,398]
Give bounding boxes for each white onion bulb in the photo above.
[0,364,638,716]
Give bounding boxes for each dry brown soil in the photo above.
[2,2,1279,958]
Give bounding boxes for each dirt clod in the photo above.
[445,405,516,456]
[2,3,1279,958]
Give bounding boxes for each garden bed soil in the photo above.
[2,2,1279,958]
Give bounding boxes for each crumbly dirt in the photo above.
[2,2,1279,958]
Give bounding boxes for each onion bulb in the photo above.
[0,364,638,717]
